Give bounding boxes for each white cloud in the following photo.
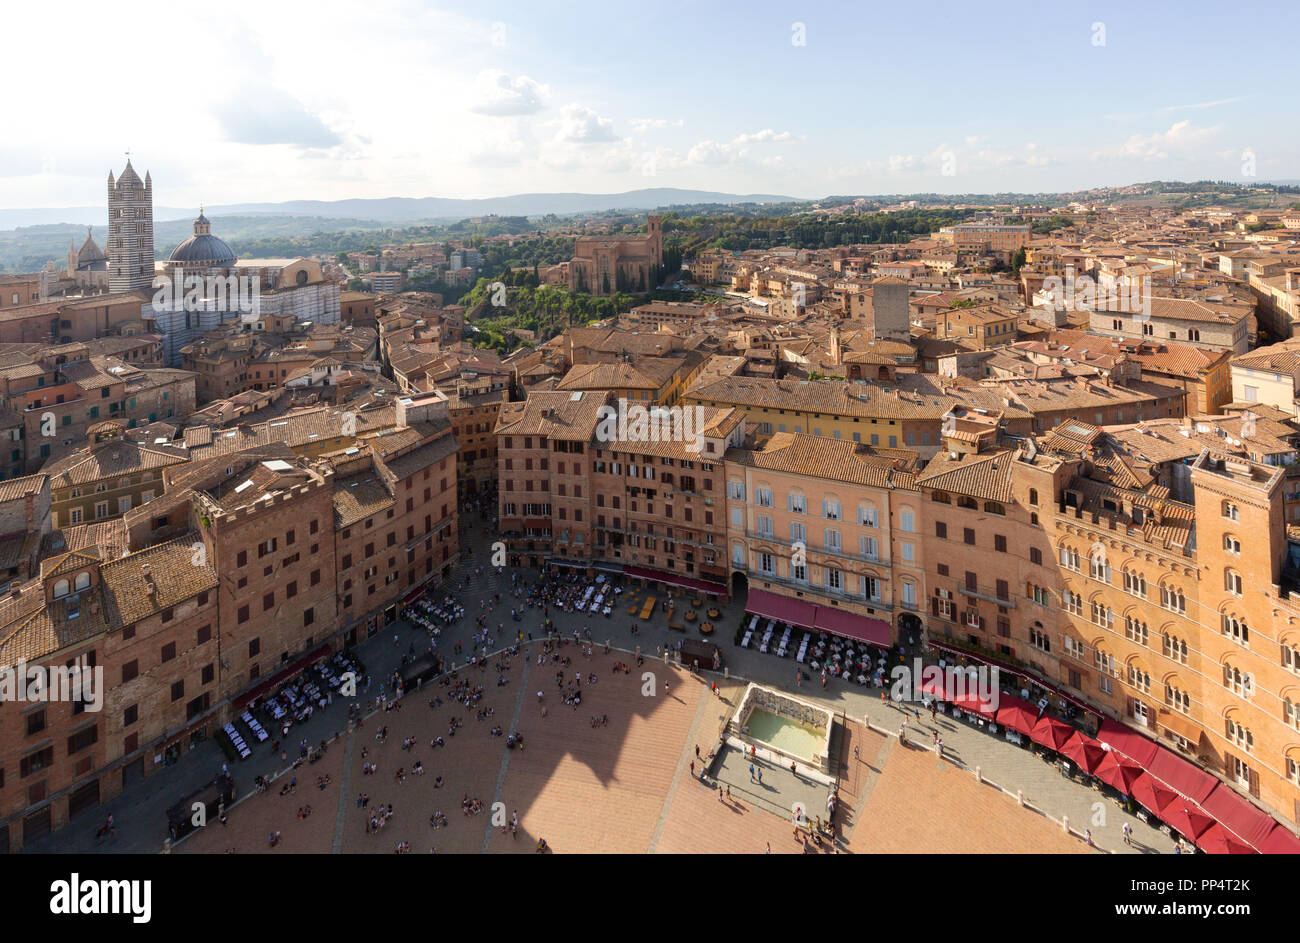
[630,118,685,133]
[684,129,797,166]
[1095,120,1219,162]
[469,71,551,117]
[555,104,618,144]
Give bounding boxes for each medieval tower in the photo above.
[107,159,154,293]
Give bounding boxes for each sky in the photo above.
[2,0,1296,210]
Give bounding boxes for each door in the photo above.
[68,779,100,820]
[22,806,51,846]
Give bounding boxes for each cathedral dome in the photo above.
[169,208,236,266]
[75,229,107,271]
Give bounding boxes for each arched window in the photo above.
[930,490,951,504]
[1028,488,1039,507]
[1222,613,1249,645]
[1223,533,1241,554]
[1225,569,1243,596]
[53,579,70,598]
[1223,501,1239,521]
[984,501,1006,515]
[74,572,90,592]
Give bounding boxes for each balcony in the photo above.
[960,583,1016,609]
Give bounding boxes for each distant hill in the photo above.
[0,188,801,230]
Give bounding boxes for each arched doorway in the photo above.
[898,611,923,645]
[730,570,748,600]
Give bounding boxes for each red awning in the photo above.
[744,588,817,629]
[1093,749,1145,794]
[1195,823,1256,855]
[918,673,997,716]
[812,605,891,647]
[1096,717,1160,767]
[1147,748,1219,805]
[1060,733,1109,774]
[234,643,332,709]
[624,566,726,596]
[1131,774,1181,817]
[928,641,1100,715]
[1029,715,1075,751]
[1200,784,1278,850]
[1259,822,1300,854]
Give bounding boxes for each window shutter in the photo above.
[931,597,940,617]
[1249,768,1260,798]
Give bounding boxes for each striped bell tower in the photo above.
[107,156,154,293]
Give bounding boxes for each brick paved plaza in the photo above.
[179,649,1101,855]
[47,525,1177,856]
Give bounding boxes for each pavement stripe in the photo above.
[481,654,533,852]
[647,672,712,854]
[330,729,357,854]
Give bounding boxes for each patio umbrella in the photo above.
[1059,732,1108,773]
[1092,750,1144,794]
[1162,804,1216,843]
[1195,823,1256,854]
[994,701,1040,735]
[1131,774,1181,818]
[1029,715,1075,751]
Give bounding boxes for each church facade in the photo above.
[568,215,663,295]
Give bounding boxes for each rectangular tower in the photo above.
[107,160,154,293]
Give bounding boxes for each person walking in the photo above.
[748,763,755,782]
[1122,822,1132,846]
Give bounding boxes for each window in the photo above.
[1059,546,1080,571]
[1165,683,1190,713]
[1283,642,1300,673]
[1127,665,1150,693]
[1223,533,1241,555]
[1224,569,1243,596]
[1222,501,1239,521]
[1064,590,1083,615]
[1030,625,1051,652]
[935,521,948,539]
[963,528,975,546]
[160,642,176,662]
[1123,570,1146,597]
[1160,584,1186,613]
[1222,614,1249,646]
[1125,616,1148,646]
[899,508,915,533]
[756,488,773,508]
[858,505,878,527]
[1064,636,1087,660]
[1223,664,1254,697]
[788,493,806,514]
[248,638,261,657]
[171,680,184,702]
[994,534,1007,553]
[1162,633,1188,665]
[1225,717,1254,753]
